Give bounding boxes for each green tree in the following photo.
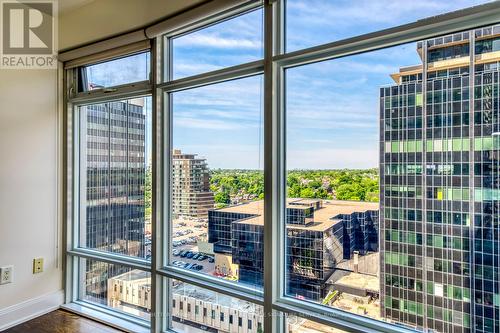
[214,191,231,204]
[335,183,363,201]
[209,168,379,204]
[300,187,315,198]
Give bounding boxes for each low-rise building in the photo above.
[107,270,152,318]
[107,272,263,333]
[172,282,264,333]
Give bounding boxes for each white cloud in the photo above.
[286,0,491,50]
[175,34,261,49]
[172,63,222,76]
[288,0,489,27]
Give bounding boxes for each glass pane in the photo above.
[78,96,152,260]
[285,23,500,333]
[285,0,493,52]
[168,279,264,332]
[171,9,263,80]
[78,52,150,91]
[170,75,264,290]
[285,315,349,333]
[79,258,151,320]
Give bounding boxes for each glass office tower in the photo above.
[80,99,148,307]
[380,26,500,333]
[82,99,147,257]
[209,199,379,300]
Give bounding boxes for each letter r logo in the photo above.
[2,2,53,55]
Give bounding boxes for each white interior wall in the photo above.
[0,67,63,329]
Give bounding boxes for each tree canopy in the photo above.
[209,168,379,203]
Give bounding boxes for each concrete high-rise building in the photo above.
[380,25,500,333]
[172,149,214,219]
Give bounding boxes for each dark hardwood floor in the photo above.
[4,309,124,333]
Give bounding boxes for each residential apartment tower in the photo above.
[172,149,215,219]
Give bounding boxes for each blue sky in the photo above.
[87,52,150,88]
[89,0,493,170]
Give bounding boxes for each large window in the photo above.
[169,75,264,288]
[78,258,151,320]
[284,0,494,52]
[169,279,263,333]
[77,96,152,260]
[283,45,417,319]
[171,9,263,79]
[65,2,500,333]
[67,54,153,333]
[78,52,150,92]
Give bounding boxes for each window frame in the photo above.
[270,2,500,332]
[74,50,151,94]
[62,1,500,333]
[63,45,154,333]
[157,4,266,332]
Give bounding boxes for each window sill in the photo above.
[61,302,150,333]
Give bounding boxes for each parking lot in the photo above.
[171,250,215,274]
[171,218,214,275]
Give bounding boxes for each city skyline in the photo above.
[88,0,496,170]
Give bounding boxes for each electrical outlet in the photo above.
[0,266,13,284]
[33,258,44,274]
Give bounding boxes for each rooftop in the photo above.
[111,270,151,288]
[217,199,379,232]
[172,149,207,161]
[390,25,500,83]
[112,270,150,281]
[172,281,262,314]
[329,271,379,295]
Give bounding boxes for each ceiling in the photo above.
[58,0,206,50]
[58,0,96,15]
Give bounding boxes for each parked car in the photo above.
[172,249,180,256]
[186,252,194,259]
[194,264,203,271]
[208,257,215,263]
[197,255,206,261]
[192,253,200,260]
[179,250,188,257]
[173,261,186,267]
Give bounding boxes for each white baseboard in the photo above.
[0,289,64,331]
